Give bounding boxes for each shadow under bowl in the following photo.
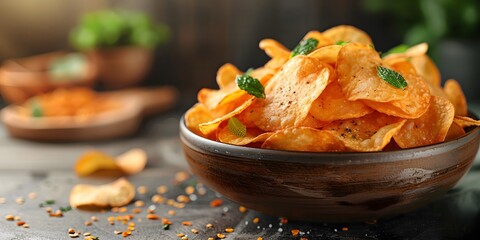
[179,114,480,222]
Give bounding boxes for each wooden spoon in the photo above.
[0,86,178,142]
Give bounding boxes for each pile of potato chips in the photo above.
[186,25,480,152]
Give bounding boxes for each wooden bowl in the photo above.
[0,51,97,104]
[180,114,480,222]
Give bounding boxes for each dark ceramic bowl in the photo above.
[180,115,480,222]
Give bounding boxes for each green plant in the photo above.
[363,0,479,46]
[70,9,169,50]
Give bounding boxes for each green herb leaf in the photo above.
[244,68,254,76]
[163,224,170,230]
[45,199,56,205]
[335,40,349,46]
[382,44,409,57]
[228,117,247,137]
[60,206,72,212]
[235,74,265,98]
[377,66,408,90]
[31,100,43,118]
[291,38,319,57]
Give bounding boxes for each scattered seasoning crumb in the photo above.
[182,221,192,226]
[68,228,76,234]
[90,216,98,222]
[280,217,288,224]
[15,197,25,205]
[175,171,190,183]
[239,206,247,213]
[137,186,148,195]
[225,227,234,233]
[114,230,123,235]
[206,223,213,229]
[253,217,260,224]
[291,229,300,236]
[244,221,248,225]
[207,238,214,240]
[177,233,185,237]
[69,232,79,238]
[132,208,142,214]
[168,210,176,216]
[14,216,21,221]
[119,207,128,213]
[216,233,226,239]
[300,237,309,240]
[5,215,14,221]
[157,185,169,194]
[181,236,188,240]
[185,186,195,195]
[16,221,26,226]
[177,195,190,203]
[83,232,91,236]
[122,230,131,237]
[209,199,223,208]
[278,227,283,232]
[151,194,165,203]
[84,221,92,226]
[134,200,145,207]
[222,207,229,213]
[257,238,263,240]
[28,192,37,199]
[342,227,349,231]
[191,228,199,234]
[22,224,29,228]
[197,187,207,196]
[45,207,52,213]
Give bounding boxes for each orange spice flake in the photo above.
[209,199,223,208]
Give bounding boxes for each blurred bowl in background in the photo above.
[0,51,97,104]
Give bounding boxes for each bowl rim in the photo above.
[180,111,480,165]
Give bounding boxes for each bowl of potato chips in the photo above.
[180,25,480,222]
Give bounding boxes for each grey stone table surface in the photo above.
[0,105,480,240]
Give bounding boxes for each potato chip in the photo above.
[393,96,454,148]
[262,127,346,152]
[115,148,147,175]
[185,103,214,137]
[310,80,373,122]
[323,111,406,152]
[445,122,466,142]
[453,116,480,128]
[248,56,332,131]
[298,114,330,129]
[362,61,431,119]
[410,54,441,86]
[70,178,135,209]
[216,63,242,89]
[74,150,121,177]
[197,64,241,111]
[199,97,255,135]
[259,39,290,70]
[302,30,335,48]
[218,126,273,146]
[337,43,408,102]
[383,43,429,64]
[323,25,373,45]
[308,45,342,65]
[444,79,468,116]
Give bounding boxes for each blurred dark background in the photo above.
[0,0,478,107]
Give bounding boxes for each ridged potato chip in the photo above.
[262,127,346,152]
[218,125,273,146]
[383,43,429,64]
[453,116,480,128]
[445,122,466,141]
[250,56,332,131]
[308,45,342,65]
[197,63,241,111]
[363,61,431,119]
[302,30,335,48]
[410,54,441,86]
[393,96,455,148]
[70,178,135,209]
[310,80,373,122]
[259,39,290,70]
[323,111,406,152]
[185,103,214,137]
[337,43,408,102]
[444,79,468,116]
[323,25,373,45]
[74,150,121,177]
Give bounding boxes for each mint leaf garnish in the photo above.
[291,38,319,57]
[228,117,246,137]
[235,74,265,98]
[335,40,349,46]
[382,44,409,57]
[377,66,408,90]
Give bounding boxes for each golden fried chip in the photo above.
[302,30,334,48]
[310,80,373,122]
[216,63,242,89]
[70,178,135,209]
[115,148,147,175]
[259,39,290,70]
[185,103,214,137]
[308,45,342,65]
[453,116,480,128]
[444,79,468,116]
[218,126,273,146]
[383,43,429,64]
[410,54,441,86]
[337,43,408,102]
[74,150,121,177]
[393,96,454,148]
[248,56,332,131]
[445,122,466,141]
[261,127,346,152]
[298,114,330,128]
[197,64,242,111]
[323,111,406,152]
[323,25,373,45]
[363,61,431,119]
[199,97,255,135]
